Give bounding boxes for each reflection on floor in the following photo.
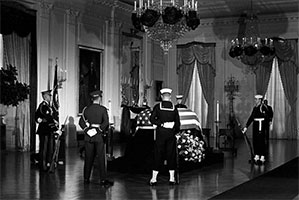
[1,139,298,200]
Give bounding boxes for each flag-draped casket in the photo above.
[136,108,201,131]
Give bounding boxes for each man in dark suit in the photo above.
[79,90,113,187]
[149,88,181,186]
[35,90,58,171]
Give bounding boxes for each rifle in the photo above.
[49,116,68,173]
[235,117,254,163]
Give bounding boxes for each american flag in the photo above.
[136,108,152,126]
[135,107,201,131]
[178,108,201,130]
[52,63,59,122]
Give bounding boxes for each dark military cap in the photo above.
[41,90,52,96]
[90,90,103,98]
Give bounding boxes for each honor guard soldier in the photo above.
[35,90,58,171]
[242,94,268,164]
[79,90,113,187]
[175,95,187,109]
[149,88,181,186]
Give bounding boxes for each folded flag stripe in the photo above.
[178,108,201,130]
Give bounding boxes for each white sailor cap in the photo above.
[176,95,183,99]
[255,94,263,99]
[160,88,172,95]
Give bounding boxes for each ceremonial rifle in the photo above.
[49,116,68,173]
[235,117,254,163]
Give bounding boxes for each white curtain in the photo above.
[265,58,290,139]
[185,62,208,128]
[3,32,31,151]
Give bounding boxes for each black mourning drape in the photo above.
[1,1,37,151]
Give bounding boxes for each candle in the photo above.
[160,0,162,7]
[216,100,219,121]
[134,1,136,11]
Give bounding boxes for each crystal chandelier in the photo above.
[229,0,275,68]
[132,0,200,53]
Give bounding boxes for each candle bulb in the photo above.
[216,100,219,121]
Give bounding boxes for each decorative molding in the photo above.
[66,8,80,17]
[92,0,132,13]
[65,8,80,25]
[199,13,299,27]
[38,0,53,15]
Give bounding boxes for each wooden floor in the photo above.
[1,139,298,200]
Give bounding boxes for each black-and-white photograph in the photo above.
[0,0,298,200]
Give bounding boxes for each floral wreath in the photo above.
[176,130,205,163]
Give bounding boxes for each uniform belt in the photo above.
[90,124,100,128]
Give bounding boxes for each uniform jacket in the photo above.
[150,101,181,133]
[79,104,109,142]
[35,100,58,135]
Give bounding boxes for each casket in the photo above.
[177,108,201,130]
[135,107,201,131]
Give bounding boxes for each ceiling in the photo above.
[120,0,299,19]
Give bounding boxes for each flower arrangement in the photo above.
[0,64,30,107]
[176,130,205,163]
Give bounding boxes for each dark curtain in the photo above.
[277,40,298,139]
[177,42,216,129]
[255,60,273,95]
[255,39,298,139]
[1,1,37,151]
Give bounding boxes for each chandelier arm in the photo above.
[132,0,200,53]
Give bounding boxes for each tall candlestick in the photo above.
[216,100,219,121]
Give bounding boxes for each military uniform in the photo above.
[79,90,111,186]
[149,88,181,185]
[35,90,58,171]
[175,95,187,109]
[245,95,268,162]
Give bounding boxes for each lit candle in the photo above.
[216,100,219,121]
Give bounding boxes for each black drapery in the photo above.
[1,1,37,151]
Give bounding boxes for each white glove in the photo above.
[87,128,97,137]
[242,127,247,134]
[37,118,43,123]
[163,122,175,129]
[55,130,62,136]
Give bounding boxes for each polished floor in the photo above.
[1,138,298,200]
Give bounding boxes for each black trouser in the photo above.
[84,136,106,181]
[39,134,54,170]
[153,127,177,171]
[252,122,266,156]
